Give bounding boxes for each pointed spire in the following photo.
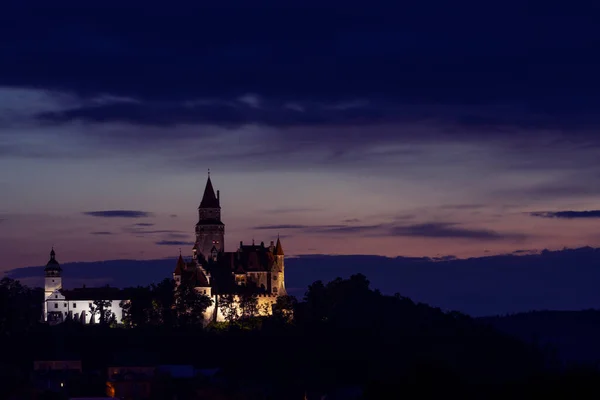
[50,246,55,259]
[274,236,284,256]
[199,171,220,208]
[174,252,185,275]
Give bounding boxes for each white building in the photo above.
[43,248,127,325]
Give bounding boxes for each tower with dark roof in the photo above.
[272,237,287,295]
[174,173,288,323]
[44,247,62,299]
[195,172,225,258]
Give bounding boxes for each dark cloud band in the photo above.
[530,210,600,219]
[83,210,153,218]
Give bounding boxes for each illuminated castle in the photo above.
[42,248,127,325]
[173,173,287,322]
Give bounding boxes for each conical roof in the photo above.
[274,237,284,256]
[199,176,220,208]
[174,254,185,275]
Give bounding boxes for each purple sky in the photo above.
[1,1,600,271]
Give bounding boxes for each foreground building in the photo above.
[173,174,287,322]
[43,248,127,324]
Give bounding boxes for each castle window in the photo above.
[52,279,55,282]
[89,303,92,308]
[55,295,58,298]
[54,303,58,308]
[64,303,67,307]
[73,303,76,308]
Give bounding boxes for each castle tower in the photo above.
[44,247,62,299]
[195,172,225,257]
[173,251,185,286]
[272,237,286,295]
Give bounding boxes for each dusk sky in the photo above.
[2,1,600,272]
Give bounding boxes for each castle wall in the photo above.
[247,272,270,291]
[45,292,126,324]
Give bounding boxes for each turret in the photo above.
[173,252,185,286]
[195,171,225,256]
[44,247,62,299]
[272,237,286,296]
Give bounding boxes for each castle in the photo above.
[173,173,287,322]
[43,248,127,324]
[43,173,287,325]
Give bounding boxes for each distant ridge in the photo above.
[6,246,600,316]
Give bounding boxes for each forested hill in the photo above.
[479,310,600,366]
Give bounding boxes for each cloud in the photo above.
[530,210,600,219]
[89,231,113,235]
[0,0,598,134]
[388,223,525,241]
[512,249,538,255]
[254,220,525,242]
[133,222,155,227]
[83,210,153,218]
[123,228,184,236]
[155,240,195,246]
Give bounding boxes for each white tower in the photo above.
[44,247,62,299]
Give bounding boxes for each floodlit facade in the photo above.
[43,248,127,325]
[173,174,287,322]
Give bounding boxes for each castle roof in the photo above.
[208,246,274,273]
[180,267,210,288]
[174,254,185,275]
[274,237,284,256]
[44,248,61,272]
[60,287,127,301]
[199,176,220,209]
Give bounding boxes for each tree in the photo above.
[259,301,272,317]
[120,286,154,328]
[218,294,239,326]
[88,299,113,325]
[174,283,213,327]
[239,291,259,319]
[0,277,43,336]
[273,295,297,321]
[147,278,176,326]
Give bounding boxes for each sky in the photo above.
[2,0,600,272]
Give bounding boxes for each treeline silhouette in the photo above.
[2,275,600,398]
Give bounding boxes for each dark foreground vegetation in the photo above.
[2,275,600,399]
